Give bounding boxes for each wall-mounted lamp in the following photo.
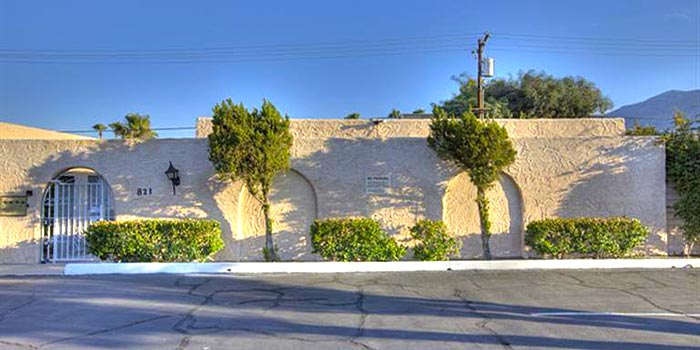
[164,161,180,195]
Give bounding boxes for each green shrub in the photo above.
[310,218,405,261]
[86,219,224,262]
[525,217,649,258]
[410,220,460,261]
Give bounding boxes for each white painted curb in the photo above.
[63,258,699,275]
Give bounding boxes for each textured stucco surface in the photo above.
[0,118,667,263]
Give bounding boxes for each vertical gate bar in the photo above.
[83,183,89,259]
[58,183,62,263]
[40,186,45,263]
[64,183,69,261]
[62,183,67,262]
[65,183,70,261]
[70,183,74,261]
[74,183,80,260]
[99,180,103,219]
[69,183,74,261]
[81,183,86,260]
[53,183,59,263]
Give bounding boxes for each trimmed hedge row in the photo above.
[310,218,405,261]
[525,217,648,258]
[85,219,224,262]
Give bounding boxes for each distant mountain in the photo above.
[606,89,700,130]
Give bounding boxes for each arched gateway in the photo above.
[40,168,115,263]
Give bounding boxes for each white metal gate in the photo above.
[41,175,113,263]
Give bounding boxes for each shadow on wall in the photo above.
[238,170,320,261]
[292,134,456,245]
[556,138,666,254]
[0,240,39,264]
[443,172,524,259]
[22,141,239,261]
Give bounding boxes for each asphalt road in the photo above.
[0,269,698,349]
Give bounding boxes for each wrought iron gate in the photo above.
[41,175,113,263]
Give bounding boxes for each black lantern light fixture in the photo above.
[164,161,180,195]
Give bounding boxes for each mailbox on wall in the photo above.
[0,196,28,216]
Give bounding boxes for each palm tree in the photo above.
[387,109,402,119]
[109,113,157,141]
[92,123,107,140]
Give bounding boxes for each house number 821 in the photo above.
[136,188,153,196]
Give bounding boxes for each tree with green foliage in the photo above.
[439,71,612,118]
[109,113,157,141]
[438,77,513,118]
[344,112,361,119]
[427,107,517,259]
[661,111,700,254]
[208,99,293,261]
[626,121,659,136]
[92,123,107,140]
[412,108,426,114]
[388,109,402,119]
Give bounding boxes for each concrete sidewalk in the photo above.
[1,258,697,276]
[0,264,65,276]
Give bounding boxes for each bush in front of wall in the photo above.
[525,217,649,259]
[410,220,460,261]
[310,218,406,261]
[85,219,224,262]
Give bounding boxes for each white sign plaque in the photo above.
[365,176,391,194]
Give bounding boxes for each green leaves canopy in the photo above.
[208,99,293,203]
[662,111,700,251]
[427,107,516,189]
[439,71,612,118]
[109,113,157,141]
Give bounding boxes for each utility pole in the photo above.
[475,32,490,118]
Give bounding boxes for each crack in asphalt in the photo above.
[0,293,36,323]
[39,314,176,347]
[453,288,514,350]
[556,271,700,321]
[170,275,377,349]
[0,340,39,350]
[174,336,190,350]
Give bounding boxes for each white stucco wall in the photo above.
[0,118,667,263]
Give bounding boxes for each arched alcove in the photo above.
[442,172,523,258]
[237,170,318,260]
[40,167,115,263]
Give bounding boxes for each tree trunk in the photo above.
[262,195,278,262]
[476,187,492,260]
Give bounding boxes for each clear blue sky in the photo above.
[1,0,698,138]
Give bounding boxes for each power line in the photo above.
[59,126,196,133]
[493,32,699,45]
[1,31,696,64]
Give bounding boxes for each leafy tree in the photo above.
[438,76,513,118]
[439,71,612,118]
[344,112,361,119]
[208,99,293,261]
[427,107,516,259]
[412,108,426,114]
[92,123,107,140]
[661,111,700,254]
[109,113,157,141]
[626,121,659,136]
[388,109,402,119]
